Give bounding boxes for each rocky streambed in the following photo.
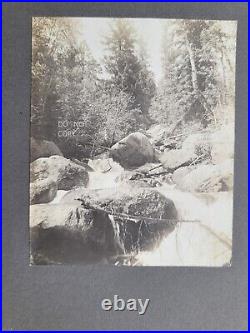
[30,127,234,266]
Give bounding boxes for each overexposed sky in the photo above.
[72,18,166,83]
[70,18,237,84]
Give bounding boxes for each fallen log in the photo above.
[77,199,199,225]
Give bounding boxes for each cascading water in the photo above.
[87,158,124,190]
[137,184,232,266]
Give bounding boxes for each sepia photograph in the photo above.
[30,17,237,266]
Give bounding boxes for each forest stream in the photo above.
[30,18,236,267]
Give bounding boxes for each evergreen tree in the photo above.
[104,19,155,116]
[151,20,234,132]
[32,18,75,140]
[32,18,101,157]
[32,18,142,158]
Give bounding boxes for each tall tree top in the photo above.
[105,19,136,52]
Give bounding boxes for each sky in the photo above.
[72,18,166,83]
[69,18,237,84]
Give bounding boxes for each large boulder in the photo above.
[30,187,178,265]
[30,137,63,162]
[30,155,89,191]
[178,159,234,192]
[110,132,157,169]
[30,178,57,205]
[62,187,178,253]
[30,203,122,265]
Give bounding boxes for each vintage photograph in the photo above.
[30,17,237,266]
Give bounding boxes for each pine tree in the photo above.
[154,20,234,132]
[104,19,155,116]
[32,18,75,140]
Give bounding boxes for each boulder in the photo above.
[30,155,89,191]
[62,187,178,253]
[178,159,234,192]
[110,132,157,169]
[30,137,63,162]
[30,179,57,205]
[30,187,178,264]
[30,203,123,265]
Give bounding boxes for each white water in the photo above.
[88,159,124,190]
[88,170,123,190]
[50,190,68,204]
[137,185,232,266]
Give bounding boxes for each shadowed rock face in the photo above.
[30,204,123,265]
[30,188,178,265]
[110,132,158,169]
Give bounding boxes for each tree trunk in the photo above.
[185,37,198,93]
[220,52,227,105]
[185,34,213,125]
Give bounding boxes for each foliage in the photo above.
[31,18,142,159]
[150,20,235,132]
[32,18,236,159]
[104,19,156,116]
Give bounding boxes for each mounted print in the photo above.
[30,17,237,266]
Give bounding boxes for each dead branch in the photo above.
[147,163,163,173]
[77,199,198,225]
[189,154,206,166]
